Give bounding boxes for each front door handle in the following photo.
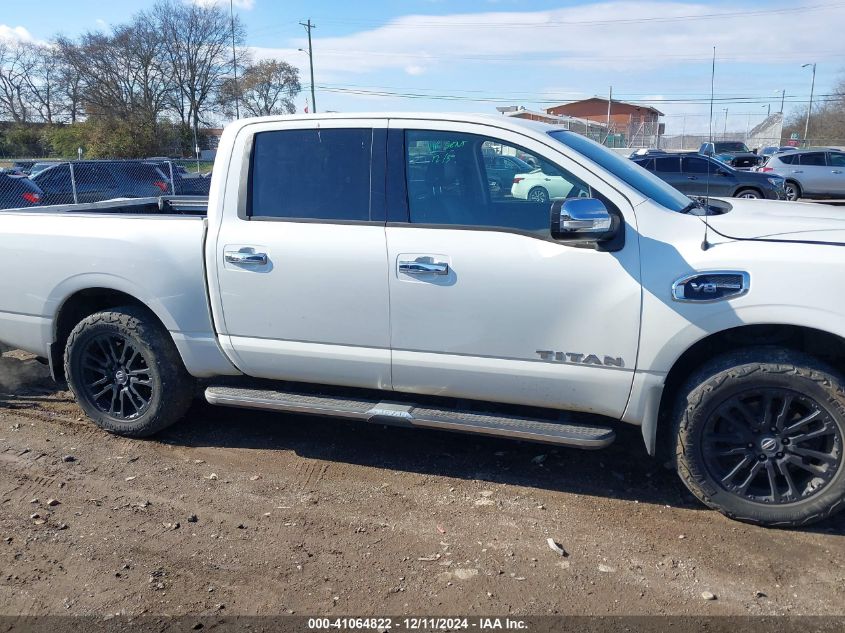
[833,170,843,174]
[399,260,449,275]
[225,250,268,265]
[687,176,698,180]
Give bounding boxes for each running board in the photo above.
[204,385,615,449]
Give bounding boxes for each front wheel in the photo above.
[735,188,762,199]
[674,349,845,527]
[784,180,802,201]
[64,306,195,437]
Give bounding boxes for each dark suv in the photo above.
[631,152,785,200]
[31,161,171,206]
[699,141,763,170]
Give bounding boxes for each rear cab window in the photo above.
[248,128,373,221]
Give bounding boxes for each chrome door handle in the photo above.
[833,170,843,174]
[399,260,449,275]
[225,250,268,265]
[792,170,803,173]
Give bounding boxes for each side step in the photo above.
[205,385,615,449]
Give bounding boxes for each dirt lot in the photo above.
[0,348,843,617]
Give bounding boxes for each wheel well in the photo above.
[655,324,845,457]
[50,288,163,382]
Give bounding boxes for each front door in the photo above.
[213,120,392,390]
[385,121,642,418]
[681,156,735,197]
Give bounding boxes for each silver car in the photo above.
[761,149,845,200]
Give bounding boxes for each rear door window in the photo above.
[777,154,796,165]
[683,157,712,174]
[799,152,827,166]
[249,128,373,221]
[654,157,681,173]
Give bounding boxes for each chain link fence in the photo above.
[0,158,212,210]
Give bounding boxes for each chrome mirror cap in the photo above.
[551,198,615,241]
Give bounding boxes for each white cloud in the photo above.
[404,64,425,76]
[189,0,254,9]
[0,25,35,45]
[251,1,845,79]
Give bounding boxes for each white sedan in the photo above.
[510,169,582,202]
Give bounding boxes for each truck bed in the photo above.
[1,196,208,216]
[0,202,223,376]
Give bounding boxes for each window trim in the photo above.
[241,127,384,225]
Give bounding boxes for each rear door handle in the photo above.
[224,250,268,265]
[833,170,843,174]
[792,170,803,173]
[399,260,449,275]
[687,176,698,180]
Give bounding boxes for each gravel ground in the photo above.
[0,348,843,617]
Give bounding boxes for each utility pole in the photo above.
[723,108,728,139]
[230,0,240,119]
[605,86,612,146]
[300,19,317,114]
[780,89,785,113]
[802,62,816,145]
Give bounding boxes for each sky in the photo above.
[2,0,844,135]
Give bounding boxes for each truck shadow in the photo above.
[0,353,60,409]
[162,400,845,535]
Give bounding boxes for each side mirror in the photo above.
[551,198,616,243]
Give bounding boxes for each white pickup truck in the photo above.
[1,113,844,527]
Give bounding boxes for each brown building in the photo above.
[546,98,664,148]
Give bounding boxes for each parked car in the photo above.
[145,161,211,196]
[632,151,785,199]
[759,149,845,201]
[2,113,845,528]
[758,146,797,159]
[699,141,763,170]
[510,160,589,202]
[0,173,43,209]
[31,161,171,205]
[483,154,535,196]
[11,160,36,175]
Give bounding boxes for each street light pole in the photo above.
[299,19,317,113]
[723,108,728,139]
[802,62,816,146]
[230,0,240,119]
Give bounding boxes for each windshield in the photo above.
[714,142,749,153]
[547,130,692,212]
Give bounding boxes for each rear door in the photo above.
[211,119,392,389]
[795,151,829,194]
[653,156,684,193]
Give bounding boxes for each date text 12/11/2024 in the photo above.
[306,617,528,630]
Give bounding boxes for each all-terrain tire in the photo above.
[674,348,845,527]
[64,305,194,437]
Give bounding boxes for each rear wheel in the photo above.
[784,180,802,201]
[527,186,549,203]
[735,188,762,199]
[64,306,194,437]
[674,349,845,527]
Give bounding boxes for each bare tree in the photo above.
[219,59,301,117]
[19,43,63,124]
[152,0,244,139]
[0,42,35,122]
[57,15,173,124]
